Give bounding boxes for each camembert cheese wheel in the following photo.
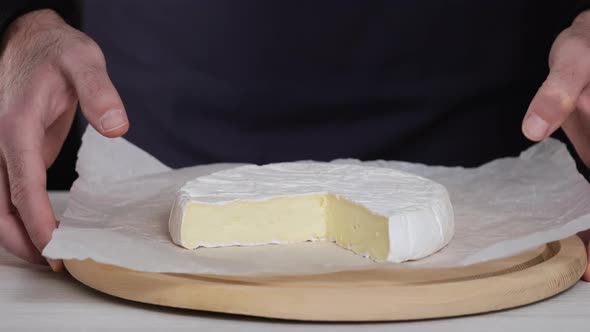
[169,162,454,262]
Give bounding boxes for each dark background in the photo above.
[43,1,590,189]
[46,113,82,190]
[46,115,590,191]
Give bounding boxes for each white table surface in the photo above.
[0,191,588,332]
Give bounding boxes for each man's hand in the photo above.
[522,10,590,281]
[0,9,128,268]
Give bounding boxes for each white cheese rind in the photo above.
[169,162,454,262]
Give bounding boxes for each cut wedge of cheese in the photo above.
[169,162,454,262]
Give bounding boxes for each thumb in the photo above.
[62,44,129,138]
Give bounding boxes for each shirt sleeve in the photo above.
[0,0,81,37]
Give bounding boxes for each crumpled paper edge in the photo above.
[44,126,590,274]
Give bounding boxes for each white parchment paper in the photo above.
[43,126,590,276]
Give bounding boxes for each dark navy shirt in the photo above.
[81,1,577,168]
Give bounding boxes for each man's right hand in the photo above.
[0,9,129,268]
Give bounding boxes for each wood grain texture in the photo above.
[63,236,587,322]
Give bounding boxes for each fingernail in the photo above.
[47,258,64,272]
[100,110,127,132]
[523,113,549,140]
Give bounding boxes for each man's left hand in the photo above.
[522,9,590,281]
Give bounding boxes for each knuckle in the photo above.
[551,60,576,79]
[9,178,28,208]
[540,87,575,116]
[550,28,590,69]
[563,23,590,47]
[75,66,109,97]
[571,14,590,40]
[59,34,106,69]
[77,37,106,64]
[3,149,39,208]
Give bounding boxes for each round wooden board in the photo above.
[64,236,587,322]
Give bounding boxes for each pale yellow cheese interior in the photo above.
[182,194,390,260]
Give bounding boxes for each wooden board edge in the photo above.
[63,236,588,321]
